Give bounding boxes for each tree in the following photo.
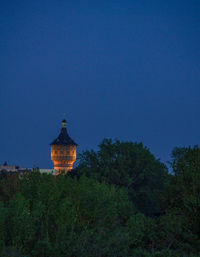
[171,146,200,236]
[0,173,21,204]
[72,138,168,216]
[160,146,200,255]
[0,172,134,256]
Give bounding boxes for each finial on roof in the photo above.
[62,119,66,128]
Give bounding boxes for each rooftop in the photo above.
[50,120,77,146]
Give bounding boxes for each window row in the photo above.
[52,151,75,155]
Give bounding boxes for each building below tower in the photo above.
[50,119,77,175]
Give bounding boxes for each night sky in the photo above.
[0,0,199,169]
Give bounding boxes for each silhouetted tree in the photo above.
[72,139,168,216]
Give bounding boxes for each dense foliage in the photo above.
[72,139,168,216]
[0,139,200,256]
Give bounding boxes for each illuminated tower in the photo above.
[50,119,77,174]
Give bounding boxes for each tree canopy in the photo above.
[72,139,168,216]
[0,141,200,256]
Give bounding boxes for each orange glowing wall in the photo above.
[51,145,76,174]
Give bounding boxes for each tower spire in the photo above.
[62,113,67,128]
[62,119,66,128]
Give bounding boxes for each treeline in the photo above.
[0,139,200,256]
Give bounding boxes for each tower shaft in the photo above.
[51,145,76,174]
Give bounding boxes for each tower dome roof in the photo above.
[50,121,77,146]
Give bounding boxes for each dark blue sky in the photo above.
[0,0,199,168]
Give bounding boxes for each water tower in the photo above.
[50,119,77,174]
